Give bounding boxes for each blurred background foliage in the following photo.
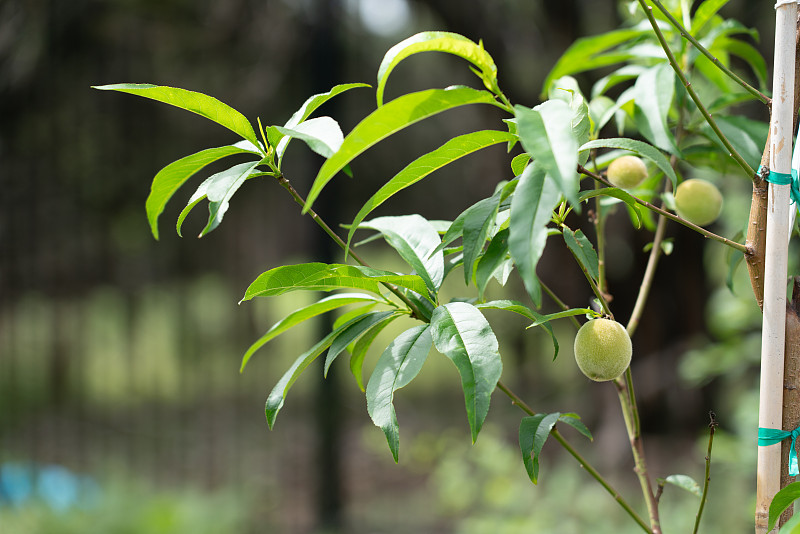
[0,0,793,532]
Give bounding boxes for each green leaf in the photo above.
[376,32,498,106]
[515,100,580,209]
[350,314,400,391]
[511,153,531,176]
[557,413,593,440]
[346,130,515,252]
[306,87,503,213]
[265,313,375,428]
[145,142,261,239]
[475,228,509,299]
[518,413,558,484]
[240,263,429,302]
[691,0,730,36]
[633,64,679,155]
[430,302,503,442]
[177,161,263,237]
[701,115,768,171]
[542,26,651,96]
[93,83,260,147]
[779,512,800,533]
[769,481,800,532]
[591,65,647,99]
[359,215,445,293]
[563,228,599,281]
[508,164,561,307]
[661,474,702,497]
[367,325,433,461]
[462,193,502,286]
[720,38,767,89]
[325,311,397,375]
[579,187,643,229]
[240,292,383,372]
[275,116,344,159]
[477,299,559,360]
[580,138,677,189]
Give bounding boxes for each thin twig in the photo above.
[627,213,668,337]
[495,380,653,533]
[577,165,748,253]
[693,411,718,534]
[541,280,582,330]
[636,0,756,179]
[648,0,770,105]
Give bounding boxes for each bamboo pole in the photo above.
[756,3,797,532]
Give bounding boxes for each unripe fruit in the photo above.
[674,179,723,226]
[607,155,648,189]
[574,318,632,382]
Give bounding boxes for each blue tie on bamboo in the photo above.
[760,165,800,208]
[758,427,800,476]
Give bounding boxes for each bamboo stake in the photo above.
[756,3,797,532]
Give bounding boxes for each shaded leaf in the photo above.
[350,314,401,391]
[633,64,679,155]
[579,187,643,229]
[557,413,593,441]
[769,481,800,532]
[430,302,503,442]
[563,228,599,281]
[307,87,503,213]
[662,474,702,497]
[462,193,502,286]
[477,299,559,360]
[93,83,260,146]
[325,311,397,375]
[241,263,429,302]
[367,325,433,461]
[376,32,498,106]
[475,228,509,299]
[240,293,383,372]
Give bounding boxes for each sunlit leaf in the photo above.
[275,116,344,158]
[240,263,429,302]
[515,100,580,209]
[306,87,503,213]
[376,32,498,106]
[367,325,433,461]
[430,302,502,442]
[93,83,260,146]
[508,164,560,307]
[346,130,514,251]
[359,215,445,293]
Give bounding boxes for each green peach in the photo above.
[574,318,632,382]
[674,179,723,226]
[607,155,648,189]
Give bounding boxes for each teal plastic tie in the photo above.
[758,427,800,476]
[760,165,800,207]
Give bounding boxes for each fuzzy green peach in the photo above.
[574,318,632,382]
[607,155,648,189]
[674,179,723,226]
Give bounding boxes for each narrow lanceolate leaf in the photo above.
[240,293,383,372]
[359,215,445,294]
[284,83,371,129]
[275,117,344,159]
[346,130,515,251]
[145,142,262,239]
[93,84,260,147]
[563,228,599,281]
[769,481,800,532]
[265,313,374,428]
[376,32,498,106]
[241,263,429,302]
[350,314,401,391]
[306,87,503,213]
[691,0,730,36]
[542,26,651,96]
[430,302,503,442]
[475,228,509,299]
[580,138,677,189]
[579,188,643,229]
[477,299,560,360]
[324,311,397,376]
[462,193,501,286]
[519,413,559,484]
[662,474,702,497]
[176,161,263,237]
[508,164,561,307]
[367,325,433,461]
[633,64,679,155]
[515,100,580,210]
